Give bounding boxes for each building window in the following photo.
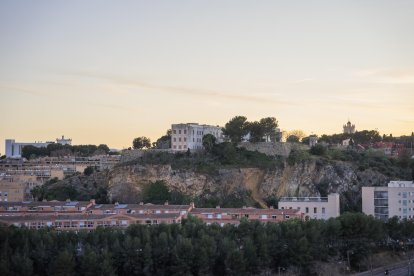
[179,138,181,142]
[178,146,182,149]
[173,146,176,149]
[184,130,187,134]
[184,137,186,142]
[305,207,309,213]
[314,207,317,214]
[173,130,176,134]
[173,138,176,142]
[183,145,187,149]
[179,130,181,134]
[193,138,195,142]
[322,207,325,214]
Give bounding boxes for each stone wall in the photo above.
[237,142,308,157]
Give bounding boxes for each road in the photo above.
[354,260,414,276]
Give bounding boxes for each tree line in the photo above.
[22,144,112,159]
[1,213,414,275]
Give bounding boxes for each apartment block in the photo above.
[189,206,302,226]
[0,200,303,230]
[278,193,340,220]
[362,181,414,220]
[171,123,223,151]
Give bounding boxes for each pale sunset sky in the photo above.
[1,1,413,153]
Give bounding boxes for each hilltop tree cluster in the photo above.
[222,116,279,143]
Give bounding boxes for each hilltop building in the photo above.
[5,135,72,158]
[56,135,72,145]
[362,181,414,220]
[278,193,340,220]
[343,120,356,134]
[171,123,223,151]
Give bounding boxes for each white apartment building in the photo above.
[278,193,340,220]
[362,181,414,220]
[5,135,72,158]
[171,123,223,151]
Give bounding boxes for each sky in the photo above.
[1,0,413,153]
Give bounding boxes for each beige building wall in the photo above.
[278,193,340,220]
[362,181,414,220]
[0,180,26,201]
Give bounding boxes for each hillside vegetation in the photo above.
[35,143,414,212]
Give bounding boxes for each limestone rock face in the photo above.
[107,160,391,209]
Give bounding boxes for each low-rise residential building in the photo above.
[278,193,340,220]
[362,181,414,220]
[189,206,302,226]
[0,200,303,230]
[171,123,223,151]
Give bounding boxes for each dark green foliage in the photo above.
[222,115,249,143]
[120,142,284,173]
[310,144,327,156]
[202,134,216,152]
[22,144,111,159]
[155,129,172,149]
[287,147,310,166]
[132,137,151,149]
[1,213,413,275]
[287,135,300,143]
[247,121,265,142]
[142,181,170,204]
[83,166,94,176]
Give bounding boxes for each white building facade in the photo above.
[278,193,340,220]
[362,181,414,220]
[171,123,223,151]
[5,135,72,158]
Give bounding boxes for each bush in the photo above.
[84,166,94,176]
[310,144,327,156]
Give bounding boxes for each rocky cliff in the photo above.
[107,158,391,211]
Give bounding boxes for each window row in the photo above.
[172,145,187,149]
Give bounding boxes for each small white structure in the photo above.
[5,135,72,158]
[362,181,414,220]
[171,123,223,151]
[56,135,72,145]
[309,135,318,147]
[278,193,340,220]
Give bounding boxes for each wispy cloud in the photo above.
[354,68,414,84]
[0,83,46,96]
[64,70,300,106]
[292,78,314,83]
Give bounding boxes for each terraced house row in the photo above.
[0,200,303,230]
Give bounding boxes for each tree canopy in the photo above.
[222,116,249,143]
[1,213,413,275]
[202,134,216,152]
[222,116,278,143]
[132,137,151,149]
